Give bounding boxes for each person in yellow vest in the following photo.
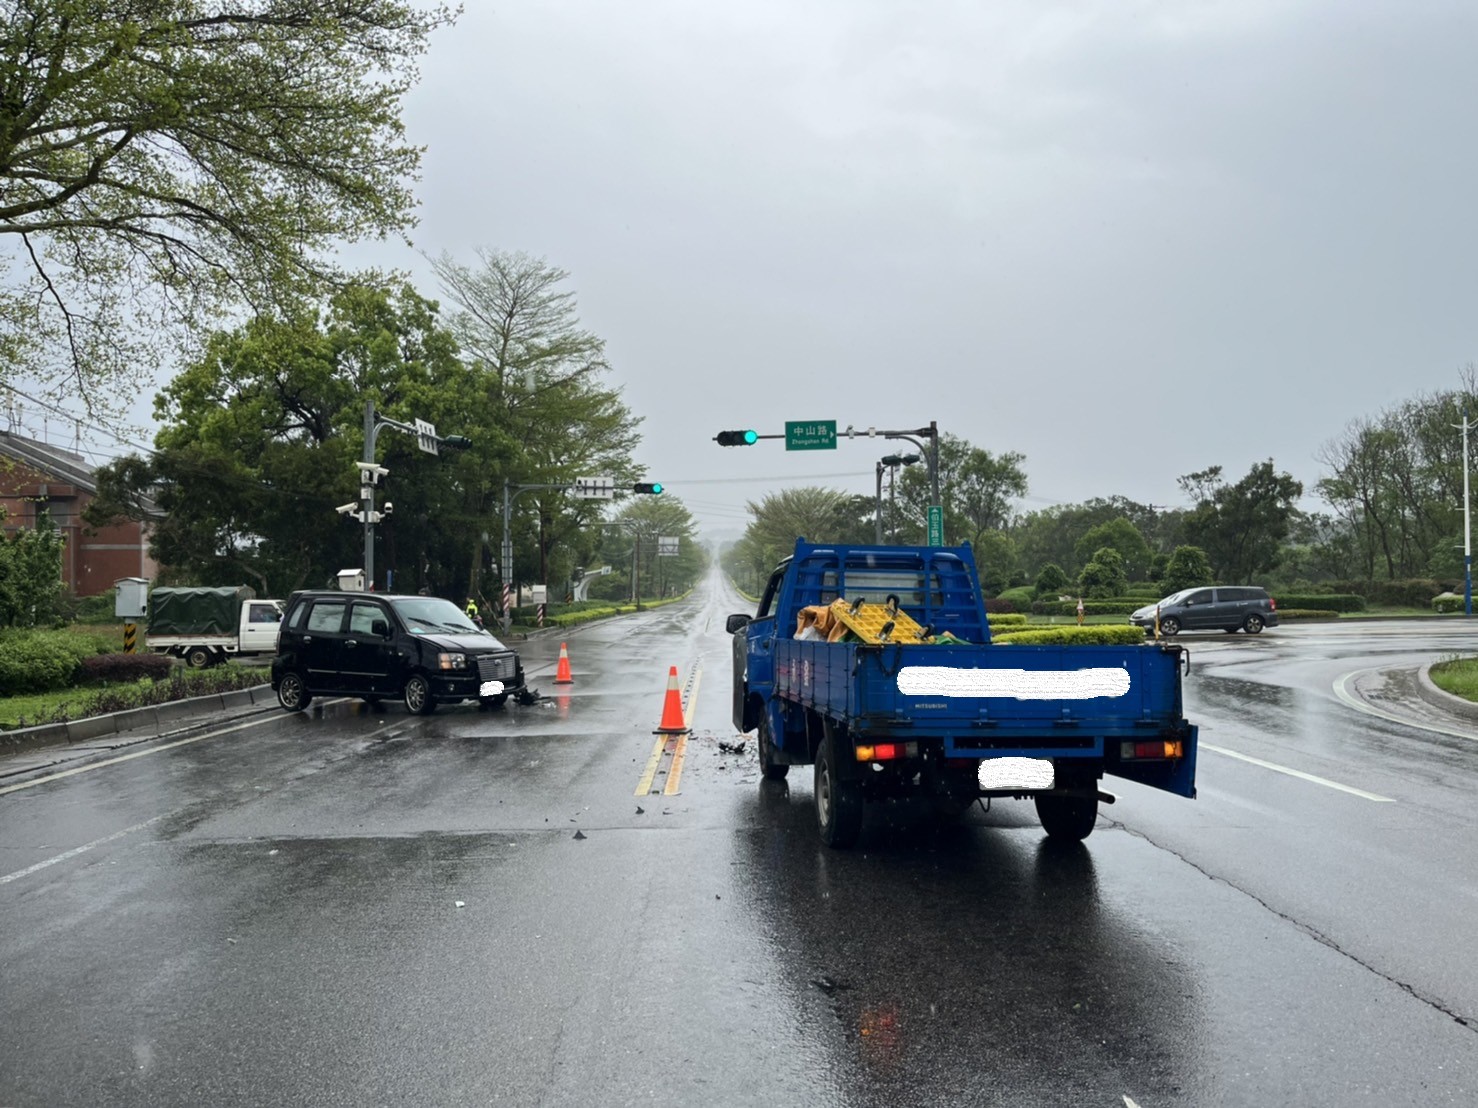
[466,597,483,628]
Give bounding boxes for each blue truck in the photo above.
[728,540,1198,847]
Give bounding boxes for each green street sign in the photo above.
[927,505,943,546]
[785,420,837,451]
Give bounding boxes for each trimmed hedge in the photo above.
[984,598,1018,614]
[1032,599,1141,616]
[0,629,113,695]
[1331,579,1449,607]
[1434,593,1464,614]
[1274,594,1366,613]
[77,653,174,681]
[1275,609,1340,621]
[995,586,1035,606]
[992,626,1148,646]
[986,613,1029,628]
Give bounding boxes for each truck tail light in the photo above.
[854,742,919,762]
[1120,740,1183,760]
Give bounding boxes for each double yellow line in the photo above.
[634,665,702,796]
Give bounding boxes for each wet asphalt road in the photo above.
[2,580,1478,1106]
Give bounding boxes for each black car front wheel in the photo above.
[1158,616,1181,636]
[403,673,437,715]
[1243,613,1265,634]
[277,672,311,712]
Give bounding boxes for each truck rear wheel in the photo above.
[815,725,863,848]
[757,713,788,781]
[185,646,214,669]
[1035,794,1098,841]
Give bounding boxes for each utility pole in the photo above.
[501,477,663,629]
[352,399,471,591]
[1458,409,1473,616]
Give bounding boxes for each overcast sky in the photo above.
[134,1,1478,535]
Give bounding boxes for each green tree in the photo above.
[1179,460,1303,582]
[597,495,706,603]
[0,508,65,627]
[1161,545,1214,593]
[428,248,643,589]
[1,1,455,418]
[1073,517,1152,581]
[1077,547,1127,599]
[895,434,1028,546]
[1034,562,1069,597]
[739,486,870,573]
[973,530,1019,597]
[86,279,487,596]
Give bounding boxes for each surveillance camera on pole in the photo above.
[335,502,360,516]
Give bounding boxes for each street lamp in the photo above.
[875,453,920,542]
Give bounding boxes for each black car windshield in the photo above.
[389,597,502,644]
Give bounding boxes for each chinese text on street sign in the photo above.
[785,420,837,450]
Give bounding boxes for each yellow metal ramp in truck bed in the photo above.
[826,597,932,644]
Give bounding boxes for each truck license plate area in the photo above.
[979,757,1054,791]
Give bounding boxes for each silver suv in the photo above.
[1130,586,1278,636]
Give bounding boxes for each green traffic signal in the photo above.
[715,429,758,446]
[633,482,664,495]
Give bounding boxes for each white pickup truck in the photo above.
[145,586,284,668]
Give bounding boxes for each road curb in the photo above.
[0,685,275,757]
[1414,663,1478,722]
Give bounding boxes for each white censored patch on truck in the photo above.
[897,666,1132,700]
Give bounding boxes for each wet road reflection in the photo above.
[735,781,1205,1106]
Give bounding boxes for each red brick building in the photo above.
[0,430,159,597]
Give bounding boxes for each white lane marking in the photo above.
[0,711,293,797]
[1334,670,1478,743]
[1200,742,1394,803]
[0,814,169,886]
[1124,1098,1142,1108]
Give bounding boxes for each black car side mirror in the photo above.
[726,613,751,634]
[371,619,390,637]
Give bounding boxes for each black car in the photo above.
[271,591,525,713]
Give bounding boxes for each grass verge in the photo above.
[0,665,270,730]
[1429,657,1478,703]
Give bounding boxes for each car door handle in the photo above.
[345,639,358,648]
[302,635,313,643]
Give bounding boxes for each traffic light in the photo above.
[714,429,758,446]
[632,482,664,495]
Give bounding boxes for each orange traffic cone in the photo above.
[654,665,689,734]
[555,642,574,685]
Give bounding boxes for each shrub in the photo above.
[1161,545,1214,593]
[1123,583,1163,598]
[984,598,1017,614]
[992,626,1148,646]
[1078,547,1127,599]
[1033,600,1142,616]
[1433,593,1464,614]
[995,586,1035,607]
[0,631,85,694]
[1276,609,1340,621]
[77,653,175,682]
[1330,579,1447,608]
[1274,594,1366,613]
[1034,563,1069,597]
[986,613,1029,628]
